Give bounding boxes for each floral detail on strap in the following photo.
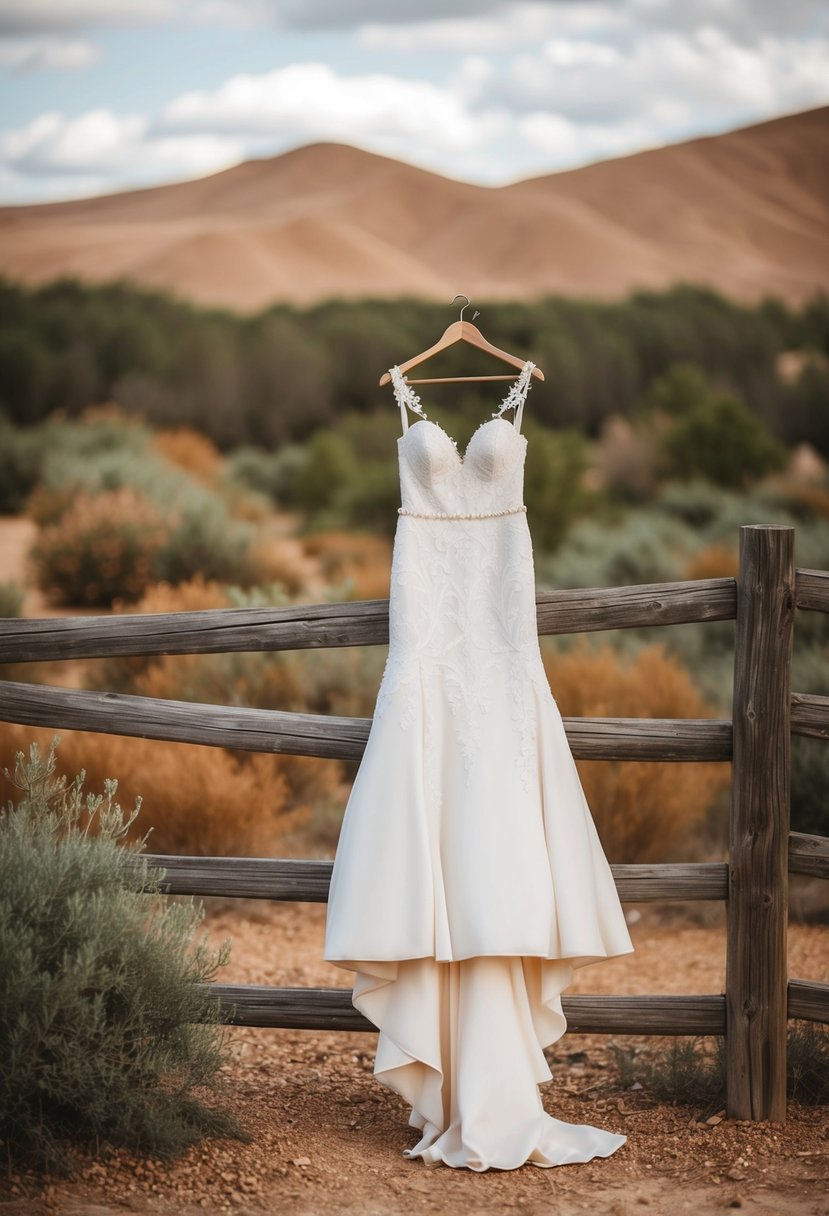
[389,366,429,420]
[490,360,536,419]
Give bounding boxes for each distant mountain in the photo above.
[1,105,826,312]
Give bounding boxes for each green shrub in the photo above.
[0,580,24,617]
[29,486,169,607]
[293,430,356,513]
[0,736,249,1175]
[336,460,402,537]
[0,415,42,514]
[223,443,306,507]
[607,1037,726,1106]
[39,409,152,464]
[539,508,699,589]
[523,422,591,552]
[606,1022,829,1108]
[153,489,257,587]
[637,361,713,419]
[664,392,788,489]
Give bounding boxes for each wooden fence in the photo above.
[1,522,828,1123]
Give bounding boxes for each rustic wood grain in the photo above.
[726,524,794,1122]
[0,679,733,761]
[0,577,738,663]
[794,567,829,612]
[129,853,730,903]
[205,984,726,1035]
[787,978,829,1024]
[788,830,829,880]
[790,691,829,740]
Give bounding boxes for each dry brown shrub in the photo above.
[302,530,391,600]
[150,427,222,485]
[250,535,316,596]
[779,483,829,519]
[0,720,344,858]
[682,543,740,581]
[544,639,730,864]
[592,413,671,501]
[29,487,169,607]
[91,575,232,688]
[24,483,80,527]
[113,573,231,617]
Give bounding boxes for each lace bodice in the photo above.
[376,359,553,792]
[390,361,535,517]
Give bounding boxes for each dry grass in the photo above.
[301,530,391,600]
[545,640,731,863]
[682,543,740,581]
[0,719,344,858]
[150,426,223,485]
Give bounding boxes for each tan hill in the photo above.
[0,105,827,311]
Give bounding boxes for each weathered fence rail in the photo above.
[1,523,827,1123]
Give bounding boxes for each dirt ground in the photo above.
[2,902,828,1216]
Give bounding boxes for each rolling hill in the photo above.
[0,105,826,312]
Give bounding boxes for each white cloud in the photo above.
[477,26,829,125]
[1,3,827,200]
[157,62,507,157]
[0,36,100,71]
[0,1,177,35]
[516,110,666,167]
[0,105,242,185]
[359,4,629,53]
[0,62,509,197]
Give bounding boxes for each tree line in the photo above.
[1,274,827,455]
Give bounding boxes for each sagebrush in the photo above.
[0,735,250,1175]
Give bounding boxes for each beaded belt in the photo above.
[397,504,527,520]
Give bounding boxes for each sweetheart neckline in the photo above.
[397,416,527,467]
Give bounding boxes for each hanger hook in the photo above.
[451,293,470,321]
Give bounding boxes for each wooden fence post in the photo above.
[726,523,795,1120]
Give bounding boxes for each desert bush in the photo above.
[543,640,730,863]
[608,1021,829,1108]
[0,716,341,860]
[0,579,24,617]
[607,1037,726,1106]
[150,426,221,484]
[40,403,151,463]
[664,392,788,489]
[293,431,356,513]
[653,477,736,530]
[224,443,307,509]
[29,486,169,607]
[0,736,249,1175]
[152,488,257,587]
[540,508,699,589]
[248,532,316,595]
[302,530,392,601]
[0,414,42,513]
[39,444,184,511]
[335,462,402,538]
[523,422,592,552]
[637,361,713,420]
[592,413,669,504]
[28,429,262,604]
[681,543,740,582]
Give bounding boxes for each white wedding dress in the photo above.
[324,360,635,1171]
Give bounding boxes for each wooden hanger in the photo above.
[378,295,545,386]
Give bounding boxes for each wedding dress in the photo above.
[324,360,635,1171]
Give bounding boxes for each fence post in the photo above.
[726,523,795,1120]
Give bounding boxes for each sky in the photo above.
[1,0,828,204]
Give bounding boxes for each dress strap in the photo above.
[389,366,429,435]
[490,360,536,435]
